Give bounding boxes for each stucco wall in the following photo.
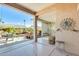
[55,30,79,55]
[54,4,79,55]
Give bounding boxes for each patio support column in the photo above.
[34,16,38,42]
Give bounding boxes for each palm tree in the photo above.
[0,17,4,24]
[24,19,26,26]
[23,19,26,33]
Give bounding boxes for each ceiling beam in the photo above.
[4,3,36,15]
[38,18,53,24]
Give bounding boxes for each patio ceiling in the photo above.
[15,3,78,22]
[4,3,78,22]
[39,3,77,22]
[19,3,53,12]
[4,3,55,22]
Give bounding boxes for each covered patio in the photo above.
[0,3,79,56]
[0,36,72,56]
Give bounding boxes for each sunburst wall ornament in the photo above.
[60,17,75,30]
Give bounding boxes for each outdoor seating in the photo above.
[25,32,33,39]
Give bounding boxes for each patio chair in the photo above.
[25,32,33,39]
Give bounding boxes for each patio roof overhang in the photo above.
[4,3,55,23]
[4,3,54,16]
[3,3,78,23]
[4,3,37,15]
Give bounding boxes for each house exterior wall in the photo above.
[54,4,79,55]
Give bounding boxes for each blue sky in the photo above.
[0,4,33,27]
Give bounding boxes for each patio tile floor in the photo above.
[0,37,75,56]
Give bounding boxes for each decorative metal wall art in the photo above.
[60,17,75,30]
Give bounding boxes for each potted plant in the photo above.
[48,35,55,45]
